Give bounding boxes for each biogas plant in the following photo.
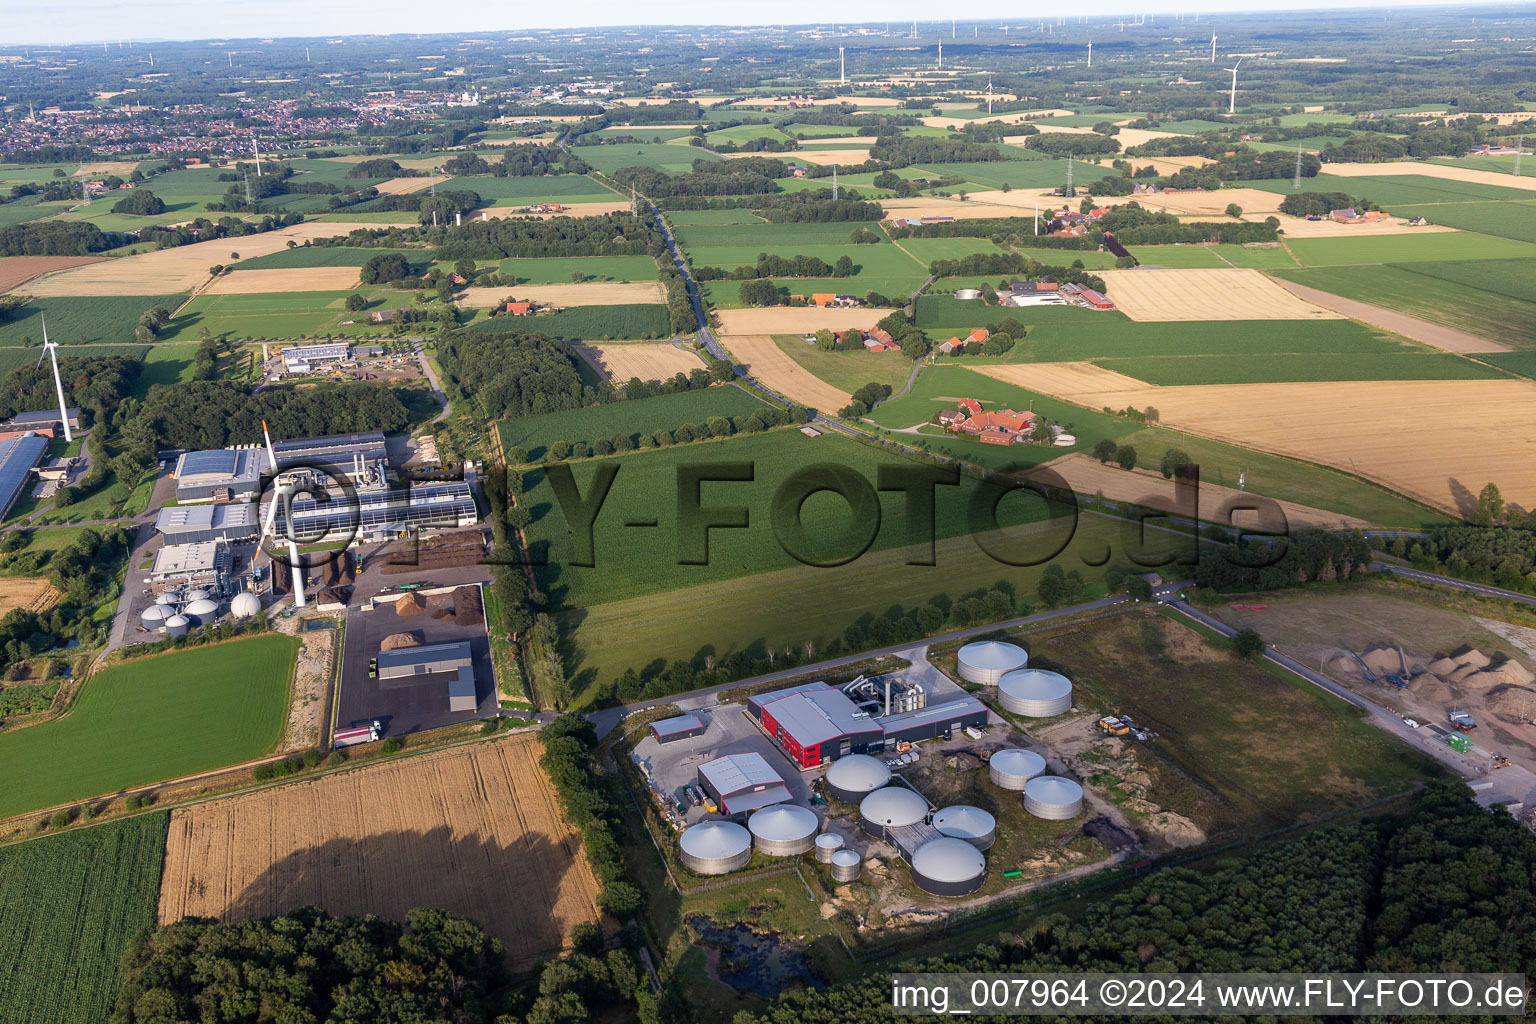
[625,639,1119,908]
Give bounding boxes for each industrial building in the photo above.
[0,432,49,519]
[270,431,388,480]
[267,482,477,543]
[748,680,988,768]
[148,541,232,594]
[173,447,266,503]
[279,342,351,374]
[155,502,260,544]
[650,714,706,744]
[9,408,80,434]
[695,752,791,814]
[376,640,473,679]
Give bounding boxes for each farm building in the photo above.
[943,404,1038,444]
[376,641,474,680]
[695,752,791,814]
[155,502,260,544]
[750,681,989,768]
[505,301,534,315]
[370,309,397,323]
[149,541,231,595]
[650,714,706,744]
[172,447,265,503]
[267,482,477,543]
[0,432,48,519]
[280,342,350,374]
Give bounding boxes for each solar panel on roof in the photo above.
[180,449,240,476]
[0,434,46,517]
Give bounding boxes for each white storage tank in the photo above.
[814,832,845,863]
[184,598,219,625]
[957,641,1028,686]
[1024,776,1084,820]
[185,589,211,602]
[859,787,928,836]
[825,754,891,803]
[997,668,1073,717]
[140,604,170,629]
[230,592,262,618]
[155,592,177,605]
[989,748,1046,791]
[748,804,819,857]
[932,805,997,851]
[954,288,982,300]
[910,836,987,896]
[830,848,862,882]
[164,614,190,637]
[679,821,752,875]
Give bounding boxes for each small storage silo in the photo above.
[814,833,844,863]
[910,836,986,896]
[184,598,219,626]
[140,604,170,630]
[748,804,819,857]
[988,748,1046,791]
[830,849,862,882]
[858,787,928,837]
[1024,776,1084,820]
[997,668,1073,717]
[932,805,997,851]
[825,754,891,803]
[956,641,1028,686]
[679,821,752,875]
[163,614,190,637]
[230,592,262,618]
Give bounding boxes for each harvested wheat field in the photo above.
[1263,216,1457,238]
[204,267,362,295]
[573,342,705,382]
[881,196,1059,220]
[981,360,1152,397]
[1271,278,1508,354]
[979,364,1536,514]
[1315,161,1536,193]
[21,223,398,296]
[0,577,61,617]
[0,255,105,294]
[716,306,882,335]
[790,148,874,167]
[158,734,600,969]
[370,175,450,196]
[456,281,666,308]
[1128,187,1284,217]
[718,334,851,411]
[328,154,444,172]
[918,109,1072,128]
[479,201,630,220]
[73,161,140,178]
[1027,452,1368,531]
[1099,268,1343,321]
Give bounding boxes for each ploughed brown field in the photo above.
[157,734,600,968]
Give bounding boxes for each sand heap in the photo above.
[1485,685,1536,722]
[394,592,425,617]
[1426,647,1534,689]
[381,631,421,651]
[453,585,484,627]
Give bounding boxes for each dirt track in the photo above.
[157,734,600,969]
[573,342,705,381]
[718,334,852,411]
[456,281,666,307]
[1271,277,1510,354]
[1098,268,1342,321]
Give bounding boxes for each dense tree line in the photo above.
[1165,149,1321,189]
[129,381,411,450]
[0,221,121,256]
[695,252,845,281]
[608,161,784,198]
[1279,191,1371,217]
[732,781,1536,1024]
[539,714,645,916]
[134,212,304,252]
[0,353,139,422]
[1393,524,1536,593]
[758,198,883,222]
[869,133,1011,166]
[927,251,1107,292]
[1322,126,1481,162]
[434,212,658,261]
[438,329,589,419]
[1022,132,1121,157]
[539,400,802,462]
[110,189,164,215]
[0,526,131,672]
[347,157,424,178]
[1193,528,1372,592]
[496,145,590,176]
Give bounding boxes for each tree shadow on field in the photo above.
[1446,477,1478,521]
[176,826,594,972]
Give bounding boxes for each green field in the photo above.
[665,209,768,226]
[770,334,914,393]
[158,290,377,341]
[136,344,198,394]
[1127,243,1229,269]
[1479,351,1536,379]
[0,296,186,347]
[524,427,1080,610]
[676,221,887,250]
[497,254,659,283]
[1392,201,1536,244]
[0,196,70,226]
[468,303,670,340]
[0,813,169,1024]
[0,344,146,380]
[914,295,1112,334]
[438,173,618,203]
[0,635,294,819]
[500,383,771,460]
[911,157,1116,191]
[1391,256,1536,303]
[577,143,721,176]
[1096,351,1501,384]
[1285,231,1536,266]
[693,245,928,306]
[895,237,1006,265]
[1272,264,1536,349]
[234,245,426,271]
[1248,172,1536,205]
[706,125,792,146]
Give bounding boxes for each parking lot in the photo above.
[335,587,497,738]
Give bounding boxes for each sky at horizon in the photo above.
[2,0,1489,48]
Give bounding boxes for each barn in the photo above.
[650,714,706,744]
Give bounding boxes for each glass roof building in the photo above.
[266,482,477,544]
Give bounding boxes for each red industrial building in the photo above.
[748,681,988,769]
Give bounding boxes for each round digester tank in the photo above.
[988,748,1046,791]
[748,804,819,857]
[163,614,190,637]
[679,821,752,875]
[910,836,987,896]
[957,641,1028,686]
[230,592,262,618]
[997,668,1073,717]
[830,849,862,882]
[932,805,997,851]
[183,598,219,625]
[814,833,844,863]
[858,787,928,836]
[1023,776,1084,820]
[825,754,891,803]
[140,604,171,630]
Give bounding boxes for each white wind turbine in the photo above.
[1210,32,1217,62]
[1225,59,1242,114]
[259,419,306,608]
[34,314,73,443]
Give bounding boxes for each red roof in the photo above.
[506,301,533,315]
[969,328,989,343]
[957,398,982,415]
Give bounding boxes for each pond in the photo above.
[687,915,825,1000]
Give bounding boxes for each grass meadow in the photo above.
[0,635,295,819]
[0,296,186,347]
[235,246,426,271]
[468,303,671,340]
[438,173,619,203]
[497,254,659,283]
[1247,172,1535,205]
[1286,231,1536,266]
[1392,201,1536,244]
[771,335,915,393]
[576,144,721,176]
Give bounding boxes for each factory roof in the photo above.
[174,447,265,487]
[878,697,988,734]
[151,542,224,576]
[376,640,472,671]
[696,752,785,797]
[651,713,704,736]
[155,502,259,535]
[760,684,872,747]
[448,666,476,699]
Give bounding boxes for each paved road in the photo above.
[1372,561,1536,607]
[411,340,451,426]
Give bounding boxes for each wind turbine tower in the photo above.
[260,421,306,609]
[1225,59,1242,115]
[1087,41,1092,68]
[937,42,942,69]
[839,47,845,85]
[1210,33,1217,62]
[987,78,993,114]
[36,316,73,443]
[252,136,262,176]
[1293,144,1305,190]
[1516,136,1526,177]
